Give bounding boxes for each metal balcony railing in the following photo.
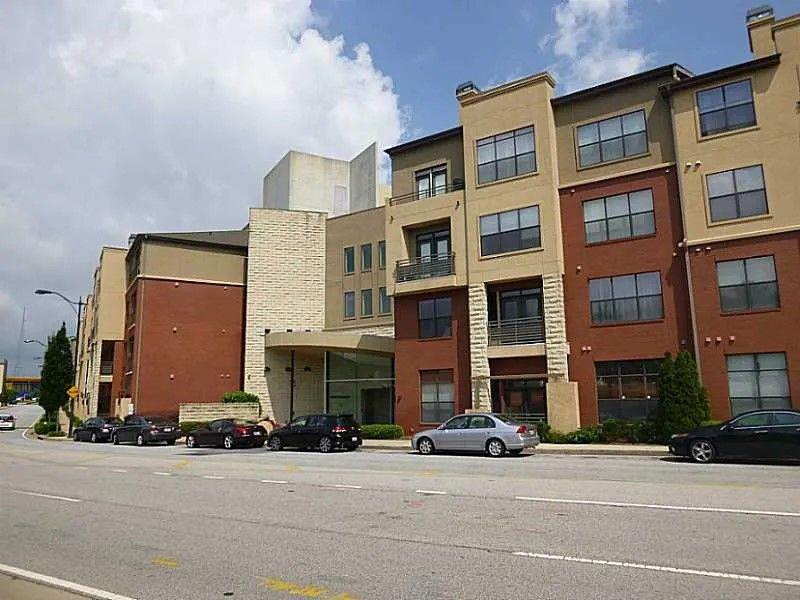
[100,361,114,375]
[488,316,545,346]
[395,253,455,283]
[389,181,465,206]
[502,413,547,426]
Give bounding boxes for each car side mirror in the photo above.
[437,424,446,430]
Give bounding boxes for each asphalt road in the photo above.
[1,404,799,600]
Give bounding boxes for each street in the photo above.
[1,404,799,599]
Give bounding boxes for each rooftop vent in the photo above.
[456,81,480,98]
[746,4,773,23]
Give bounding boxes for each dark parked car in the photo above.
[185,419,267,449]
[268,414,362,453]
[112,415,180,446]
[73,416,123,442]
[669,409,800,463]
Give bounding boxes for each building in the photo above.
[75,247,127,419]
[5,376,41,396]
[0,359,7,394]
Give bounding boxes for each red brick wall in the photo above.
[128,278,245,419]
[688,231,800,419]
[488,356,547,377]
[561,167,691,424]
[393,288,471,434]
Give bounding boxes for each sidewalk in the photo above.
[361,438,668,456]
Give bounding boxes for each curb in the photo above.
[360,441,668,456]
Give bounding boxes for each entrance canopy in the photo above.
[264,331,394,356]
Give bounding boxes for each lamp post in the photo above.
[23,339,46,348]
[34,289,85,435]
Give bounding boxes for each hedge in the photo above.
[221,391,260,404]
[360,424,404,439]
[47,431,66,437]
[34,420,58,435]
[180,421,211,437]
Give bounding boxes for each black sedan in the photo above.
[112,415,180,446]
[185,419,267,449]
[669,409,800,463]
[73,416,123,442]
[268,414,362,453]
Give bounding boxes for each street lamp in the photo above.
[34,289,85,435]
[24,339,46,347]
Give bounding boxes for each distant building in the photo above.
[5,376,41,397]
[0,359,7,394]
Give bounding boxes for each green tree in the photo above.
[38,323,74,427]
[656,350,710,439]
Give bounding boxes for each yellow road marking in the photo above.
[173,459,191,470]
[284,464,301,473]
[262,578,359,599]
[150,556,180,569]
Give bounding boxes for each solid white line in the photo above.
[321,484,363,489]
[74,466,89,470]
[111,469,127,473]
[512,551,800,588]
[203,475,225,480]
[0,562,135,600]
[152,472,170,476]
[12,490,82,503]
[513,496,800,518]
[415,489,447,495]
[261,479,288,484]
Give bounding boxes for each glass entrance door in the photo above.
[491,378,547,422]
[416,230,450,260]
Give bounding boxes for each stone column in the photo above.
[468,283,491,411]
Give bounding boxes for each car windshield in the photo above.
[103,418,123,425]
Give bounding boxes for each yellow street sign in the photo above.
[67,385,79,399]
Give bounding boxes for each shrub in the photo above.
[361,424,404,439]
[546,426,602,444]
[180,421,210,437]
[656,351,710,441]
[533,421,552,442]
[47,430,66,437]
[34,420,58,435]
[221,391,260,404]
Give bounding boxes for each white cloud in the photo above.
[0,0,404,374]
[541,0,653,92]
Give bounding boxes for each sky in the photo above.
[1,0,796,376]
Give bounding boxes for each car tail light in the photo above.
[150,426,159,432]
[234,425,248,436]
[331,426,349,433]
[516,425,528,434]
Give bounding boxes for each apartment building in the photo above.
[75,247,127,419]
[119,230,249,418]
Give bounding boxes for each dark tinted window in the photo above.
[336,415,359,427]
[697,80,755,136]
[774,412,800,426]
[103,417,123,426]
[469,416,495,429]
[444,415,470,429]
[731,413,771,428]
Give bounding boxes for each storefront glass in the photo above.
[325,352,394,425]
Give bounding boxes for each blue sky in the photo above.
[316,0,798,140]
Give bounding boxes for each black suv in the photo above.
[112,415,180,446]
[268,414,362,453]
[73,416,123,443]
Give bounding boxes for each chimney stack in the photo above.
[746,5,776,57]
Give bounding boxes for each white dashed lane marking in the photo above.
[260,479,288,484]
[203,475,225,480]
[415,489,447,495]
[153,472,170,476]
[12,490,81,503]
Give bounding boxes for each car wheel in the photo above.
[74,432,81,442]
[486,438,506,458]
[318,436,333,453]
[166,439,175,446]
[223,435,234,450]
[112,433,119,445]
[689,439,716,464]
[91,432,98,443]
[136,434,145,447]
[186,435,196,448]
[268,436,282,451]
[417,437,435,455]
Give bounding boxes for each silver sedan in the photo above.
[411,413,540,457]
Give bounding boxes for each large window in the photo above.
[361,243,372,271]
[480,205,540,256]
[476,126,536,184]
[589,271,663,324]
[421,370,455,423]
[344,246,355,274]
[416,165,447,197]
[378,240,386,269]
[583,189,655,244]
[378,286,391,314]
[707,165,767,222]
[418,297,452,339]
[727,353,790,415]
[717,256,778,313]
[596,360,660,421]
[326,351,393,425]
[343,291,355,319]
[361,289,373,317]
[577,109,647,167]
[697,80,756,137]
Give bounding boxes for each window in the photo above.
[416,230,450,259]
[416,165,447,197]
[480,205,540,256]
[774,412,800,426]
[697,80,756,136]
[361,243,372,271]
[344,247,355,274]
[443,415,470,429]
[378,240,386,269]
[468,415,495,429]
[717,256,778,312]
[596,360,660,421]
[344,291,355,319]
[361,289,373,317]
[583,189,655,244]
[707,165,767,222]
[589,272,663,324]
[727,353,790,415]
[418,297,452,338]
[476,126,536,184]
[731,412,771,428]
[421,370,455,422]
[577,109,647,167]
[378,287,391,314]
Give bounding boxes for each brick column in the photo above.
[468,283,491,411]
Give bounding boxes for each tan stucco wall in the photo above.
[140,240,246,285]
[389,133,465,199]
[95,247,127,341]
[553,74,678,187]
[670,20,800,245]
[325,206,393,327]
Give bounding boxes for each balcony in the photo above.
[389,181,464,206]
[396,253,455,283]
[488,317,545,346]
[100,361,114,376]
